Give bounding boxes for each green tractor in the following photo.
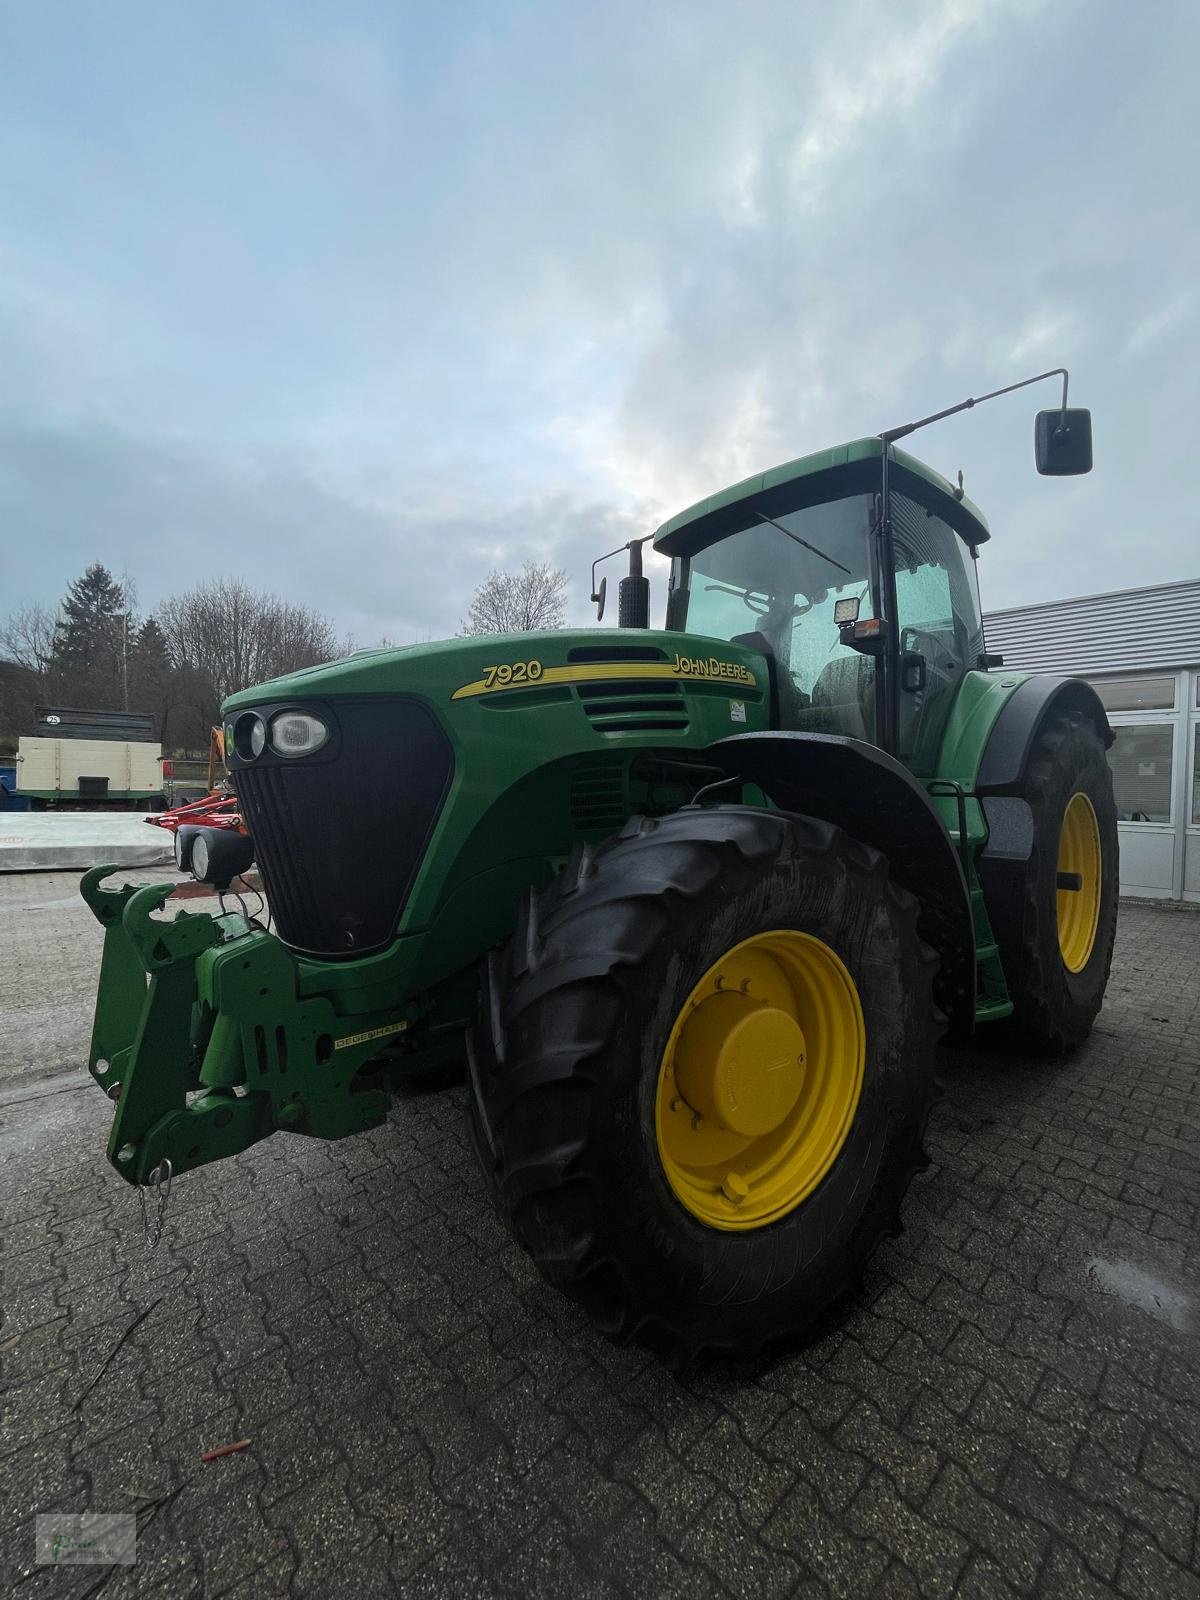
[82,370,1117,1359]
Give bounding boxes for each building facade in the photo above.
[984,579,1200,902]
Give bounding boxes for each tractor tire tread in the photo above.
[981,709,1118,1055]
[468,805,942,1363]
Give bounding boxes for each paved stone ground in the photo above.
[0,869,224,1083]
[1,878,1198,1598]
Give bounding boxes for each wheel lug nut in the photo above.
[670,1097,685,1113]
[691,1114,705,1131]
[722,1172,749,1204]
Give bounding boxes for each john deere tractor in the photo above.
[82,370,1117,1359]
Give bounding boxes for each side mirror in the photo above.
[1035,408,1092,476]
[591,576,607,622]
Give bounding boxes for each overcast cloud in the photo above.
[1,0,1197,644]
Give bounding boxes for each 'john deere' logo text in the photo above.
[671,654,754,684]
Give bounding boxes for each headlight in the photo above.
[233,712,266,761]
[188,826,255,889]
[270,710,329,758]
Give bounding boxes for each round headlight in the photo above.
[233,712,266,761]
[270,711,329,759]
[191,832,210,881]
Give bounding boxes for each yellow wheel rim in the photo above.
[1056,792,1102,973]
[655,930,865,1232]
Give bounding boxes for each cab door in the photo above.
[889,493,985,776]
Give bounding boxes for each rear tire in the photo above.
[980,710,1118,1054]
[466,806,942,1361]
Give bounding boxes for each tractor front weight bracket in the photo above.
[80,867,411,1186]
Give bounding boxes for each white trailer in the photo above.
[15,707,166,807]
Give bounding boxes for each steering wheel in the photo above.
[703,582,771,616]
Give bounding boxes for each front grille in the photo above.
[233,698,452,957]
[578,679,690,735]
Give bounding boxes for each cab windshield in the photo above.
[671,492,879,741]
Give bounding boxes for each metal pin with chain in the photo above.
[136,1158,173,1249]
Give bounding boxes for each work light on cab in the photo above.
[269,711,328,758]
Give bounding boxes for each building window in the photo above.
[1193,725,1200,826]
[1092,675,1176,712]
[1107,725,1174,823]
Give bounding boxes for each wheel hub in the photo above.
[1056,791,1102,973]
[655,929,866,1232]
[674,993,806,1137]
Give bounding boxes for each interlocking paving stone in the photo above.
[2,879,1198,1596]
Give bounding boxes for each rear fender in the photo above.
[975,676,1114,793]
[705,732,975,1033]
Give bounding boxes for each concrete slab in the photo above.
[0,810,173,871]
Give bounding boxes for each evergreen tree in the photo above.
[133,616,171,674]
[128,615,176,738]
[49,563,130,706]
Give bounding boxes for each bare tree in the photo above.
[0,603,57,749]
[461,560,568,635]
[0,602,56,675]
[118,571,139,711]
[157,578,341,735]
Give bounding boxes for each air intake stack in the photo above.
[618,538,650,628]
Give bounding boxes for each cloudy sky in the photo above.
[1,0,1197,645]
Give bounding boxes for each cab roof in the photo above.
[652,437,990,557]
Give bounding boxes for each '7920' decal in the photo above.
[451,655,756,700]
[479,659,544,689]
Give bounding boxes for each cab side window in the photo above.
[891,495,984,774]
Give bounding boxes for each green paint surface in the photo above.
[652,437,990,553]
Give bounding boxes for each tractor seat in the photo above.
[794,654,874,740]
[730,631,815,726]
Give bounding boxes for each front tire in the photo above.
[467,806,941,1361]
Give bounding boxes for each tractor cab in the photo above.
[657,439,989,776]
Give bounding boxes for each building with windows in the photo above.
[984,579,1200,902]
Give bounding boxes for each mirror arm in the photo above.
[591,542,628,604]
[591,535,654,621]
[879,367,1070,445]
